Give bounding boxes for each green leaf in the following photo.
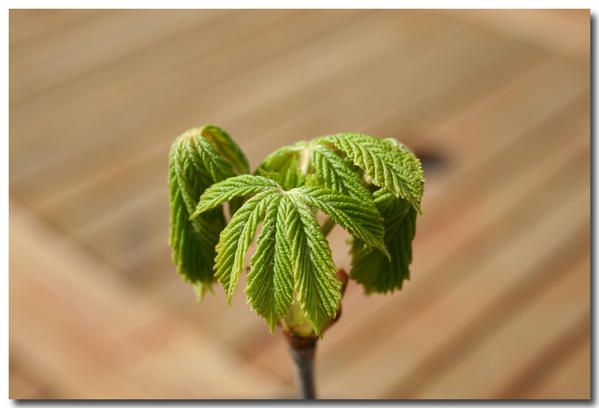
[309,143,370,200]
[285,195,342,335]
[290,186,388,257]
[255,144,307,190]
[182,129,237,182]
[191,175,280,218]
[351,190,417,293]
[200,125,250,175]
[246,194,294,332]
[214,191,271,300]
[319,133,424,211]
[168,130,236,293]
[208,178,342,333]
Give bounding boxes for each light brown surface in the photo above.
[9,9,590,399]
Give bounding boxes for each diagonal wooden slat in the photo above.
[10,201,286,398]
[9,10,115,49]
[435,9,590,60]
[10,10,360,184]
[320,188,589,398]
[519,332,590,399]
[413,257,590,399]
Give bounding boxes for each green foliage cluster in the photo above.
[169,125,424,335]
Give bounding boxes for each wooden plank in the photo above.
[419,93,588,239]
[319,186,589,398]
[33,39,483,263]
[9,360,54,399]
[428,63,587,163]
[90,54,585,256]
[236,24,549,159]
[10,10,430,209]
[365,40,545,138]
[9,201,285,398]
[23,10,425,226]
[521,335,590,399]
[98,60,567,283]
[9,10,114,48]
[14,10,539,207]
[223,15,487,147]
[436,10,589,60]
[10,10,233,104]
[495,310,590,399]
[31,19,550,272]
[9,10,360,184]
[9,9,285,155]
[413,257,590,399]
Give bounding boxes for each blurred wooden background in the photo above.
[9,9,590,399]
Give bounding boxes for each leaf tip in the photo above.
[380,245,391,260]
[193,282,213,302]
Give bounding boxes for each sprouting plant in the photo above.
[168,125,424,399]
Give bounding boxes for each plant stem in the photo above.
[285,334,318,399]
[320,216,335,237]
[281,269,348,399]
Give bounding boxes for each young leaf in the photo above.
[169,155,223,289]
[246,194,294,332]
[290,186,387,256]
[191,175,280,217]
[200,125,250,175]
[169,126,424,336]
[255,144,307,190]
[319,133,424,211]
[309,143,370,200]
[169,130,236,294]
[214,191,272,300]
[285,195,342,335]
[186,130,237,182]
[351,190,417,293]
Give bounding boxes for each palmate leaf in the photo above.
[168,126,248,297]
[200,125,250,175]
[213,191,271,299]
[191,175,280,217]
[351,190,418,293]
[170,126,424,335]
[194,176,384,334]
[285,196,341,334]
[308,143,370,200]
[319,133,424,211]
[289,186,387,256]
[246,194,293,332]
[257,141,370,200]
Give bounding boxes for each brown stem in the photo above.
[320,216,336,236]
[285,333,318,399]
[281,269,349,399]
